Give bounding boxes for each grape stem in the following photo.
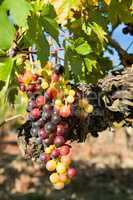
[0,114,23,127]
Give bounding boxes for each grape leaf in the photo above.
[108,0,133,27]
[89,22,108,45]
[3,0,31,27]
[27,14,50,62]
[41,4,59,43]
[75,41,92,55]
[0,7,15,50]
[44,0,82,23]
[84,58,97,73]
[0,58,14,81]
[65,45,82,77]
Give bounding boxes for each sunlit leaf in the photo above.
[0,7,15,50]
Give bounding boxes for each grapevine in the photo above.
[0,0,133,192]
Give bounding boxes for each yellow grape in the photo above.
[55,99,63,107]
[69,90,75,96]
[66,96,75,103]
[49,173,60,184]
[61,156,72,166]
[49,145,56,151]
[41,81,49,89]
[84,104,94,113]
[53,181,65,190]
[59,174,68,183]
[64,88,69,95]
[45,147,52,154]
[46,160,57,171]
[56,162,67,174]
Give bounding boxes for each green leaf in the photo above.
[3,0,31,27]
[41,4,59,43]
[41,17,59,43]
[27,14,50,62]
[89,22,107,45]
[108,0,133,27]
[75,41,92,56]
[65,46,82,77]
[0,8,15,49]
[42,3,57,18]
[84,58,97,73]
[6,61,18,104]
[0,58,14,81]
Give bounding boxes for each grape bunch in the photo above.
[122,23,133,36]
[18,62,93,189]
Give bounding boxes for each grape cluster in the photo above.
[122,23,133,36]
[18,62,93,189]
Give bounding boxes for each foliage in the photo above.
[0,0,132,108]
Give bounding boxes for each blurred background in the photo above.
[0,125,133,200]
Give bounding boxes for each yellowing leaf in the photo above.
[44,0,82,23]
[89,22,108,45]
[104,0,111,5]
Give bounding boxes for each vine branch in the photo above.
[107,35,133,67]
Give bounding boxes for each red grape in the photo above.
[68,168,77,178]
[36,95,45,106]
[54,136,65,147]
[31,108,41,119]
[59,145,70,156]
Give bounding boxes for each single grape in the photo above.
[56,162,67,174]
[46,88,57,99]
[66,95,75,103]
[38,128,48,139]
[31,108,41,119]
[42,112,51,121]
[59,145,70,156]
[68,168,77,178]
[56,124,65,136]
[32,74,38,81]
[59,174,68,183]
[53,181,65,190]
[59,105,71,118]
[51,113,61,124]
[36,95,45,107]
[45,122,56,134]
[61,156,72,166]
[49,173,60,184]
[32,118,44,128]
[52,73,60,82]
[43,137,54,146]
[46,160,57,171]
[51,148,60,158]
[54,136,65,147]
[39,153,50,163]
[54,64,64,74]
